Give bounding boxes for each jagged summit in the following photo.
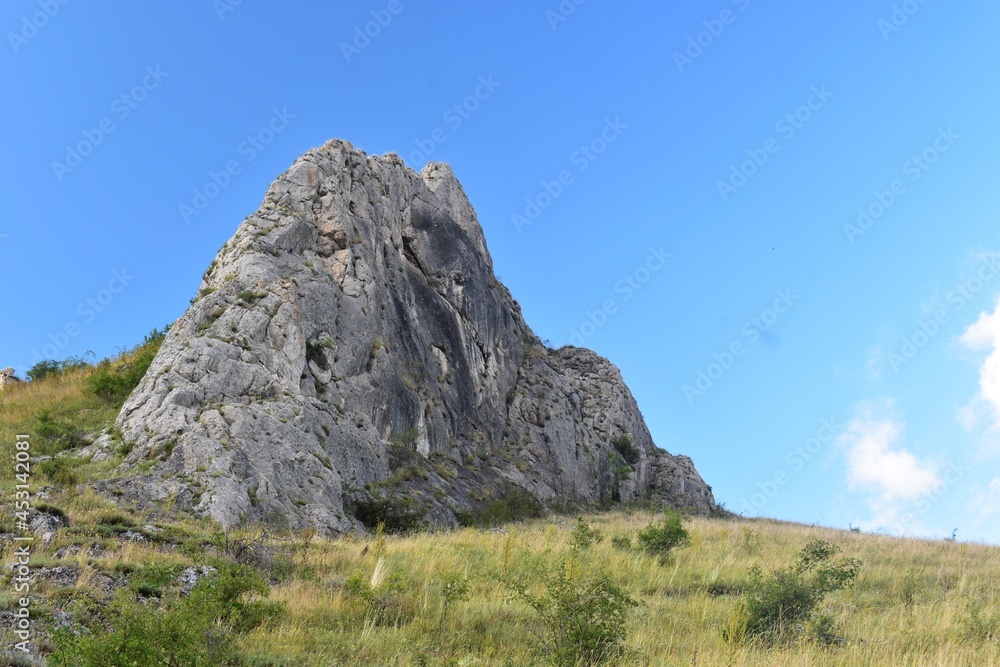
[106,139,715,533]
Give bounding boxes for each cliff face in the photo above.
[110,140,715,533]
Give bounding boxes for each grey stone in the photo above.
[32,566,78,588]
[0,367,20,391]
[108,139,715,534]
[178,565,217,593]
[29,509,68,536]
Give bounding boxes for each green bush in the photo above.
[344,564,413,627]
[36,456,82,486]
[33,410,87,455]
[349,489,425,534]
[637,511,689,564]
[571,517,603,551]
[724,539,861,645]
[510,561,638,666]
[26,356,91,383]
[237,290,268,304]
[611,434,640,465]
[387,441,420,471]
[455,488,545,528]
[26,360,62,382]
[129,563,183,598]
[86,330,165,403]
[50,563,282,666]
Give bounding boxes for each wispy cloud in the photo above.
[864,343,886,380]
[968,477,1000,521]
[840,399,941,530]
[958,296,1000,440]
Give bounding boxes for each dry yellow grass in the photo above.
[0,367,119,480]
[3,358,998,665]
[227,512,1000,666]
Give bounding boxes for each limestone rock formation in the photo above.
[0,367,21,390]
[108,139,715,533]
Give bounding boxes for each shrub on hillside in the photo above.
[26,356,91,383]
[349,489,425,534]
[611,434,640,465]
[571,517,603,550]
[510,561,638,666]
[637,511,689,564]
[344,559,414,628]
[36,455,83,486]
[25,360,61,383]
[49,563,282,666]
[723,539,861,645]
[33,410,87,454]
[86,327,168,403]
[455,488,545,528]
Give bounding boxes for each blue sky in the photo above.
[3,1,999,543]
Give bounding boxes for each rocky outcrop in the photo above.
[0,367,20,390]
[108,139,715,533]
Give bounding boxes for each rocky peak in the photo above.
[107,139,715,533]
[0,367,21,390]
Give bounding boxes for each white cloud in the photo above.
[959,297,1000,432]
[840,399,941,531]
[968,476,1000,520]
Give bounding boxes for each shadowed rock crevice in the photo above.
[107,139,715,533]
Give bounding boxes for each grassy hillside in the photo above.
[0,342,998,666]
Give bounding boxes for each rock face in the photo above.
[0,367,20,390]
[110,139,715,533]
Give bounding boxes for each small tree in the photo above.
[510,562,637,666]
[26,359,62,382]
[636,511,689,564]
[571,517,603,551]
[724,539,861,645]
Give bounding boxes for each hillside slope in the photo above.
[2,368,998,665]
